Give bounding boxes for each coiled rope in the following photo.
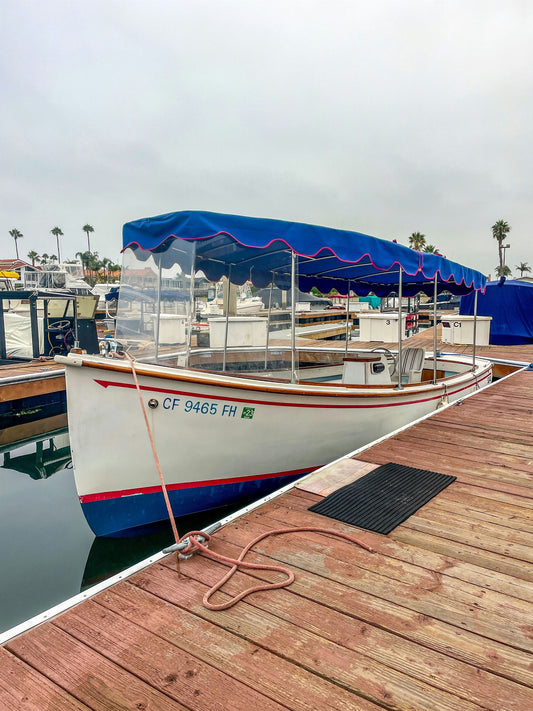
[177,528,373,611]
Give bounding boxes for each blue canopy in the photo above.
[123,211,486,297]
[461,279,533,345]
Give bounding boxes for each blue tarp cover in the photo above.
[460,279,533,345]
[123,211,486,297]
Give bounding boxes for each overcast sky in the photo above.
[1,0,532,277]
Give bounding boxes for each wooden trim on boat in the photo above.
[73,356,491,400]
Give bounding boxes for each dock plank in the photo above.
[0,647,90,711]
[100,582,383,711]
[262,491,533,606]
[6,624,188,711]
[131,562,489,711]
[159,549,533,711]
[51,600,287,711]
[211,507,533,652]
[159,540,533,689]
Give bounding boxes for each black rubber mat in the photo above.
[308,462,455,534]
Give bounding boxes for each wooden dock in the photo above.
[2,359,533,709]
[0,359,64,399]
[0,360,65,446]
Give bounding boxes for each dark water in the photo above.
[0,426,240,636]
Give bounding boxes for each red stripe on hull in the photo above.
[94,372,491,410]
[80,466,317,504]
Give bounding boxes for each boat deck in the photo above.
[2,361,533,709]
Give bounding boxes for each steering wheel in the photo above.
[370,346,398,376]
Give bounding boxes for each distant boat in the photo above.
[58,211,491,537]
[21,262,92,295]
[197,281,265,316]
[461,279,533,345]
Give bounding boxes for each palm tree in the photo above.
[9,228,23,259]
[89,252,102,284]
[50,227,64,264]
[101,257,112,280]
[515,261,531,277]
[40,253,50,264]
[408,232,426,251]
[423,244,439,253]
[492,220,511,273]
[27,250,39,266]
[76,250,91,279]
[83,224,94,254]
[108,262,121,281]
[495,264,512,278]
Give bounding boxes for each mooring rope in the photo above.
[122,351,374,605]
[176,527,374,611]
[123,352,182,567]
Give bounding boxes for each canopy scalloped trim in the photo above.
[122,211,486,297]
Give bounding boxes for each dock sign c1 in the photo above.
[241,407,255,419]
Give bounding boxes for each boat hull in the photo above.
[63,355,492,536]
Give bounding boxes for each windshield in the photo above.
[115,241,196,362]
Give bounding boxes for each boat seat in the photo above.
[392,347,426,384]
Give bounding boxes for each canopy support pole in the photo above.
[433,274,438,384]
[344,281,351,356]
[222,266,232,373]
[73,296,80,350]
[396,269,403,389]
[186,265,195,366]
[291,251,297,383]
[264,275,274,370]
[472,290,478,372]
[155,259,162,362]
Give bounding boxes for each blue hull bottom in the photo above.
[81,471,309,538]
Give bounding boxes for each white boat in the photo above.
[197,281,264,316]
[21,262,92,295]
[235,294,264,314]
[57,211,491,537]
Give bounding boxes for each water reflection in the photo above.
[0,425,251,635]
[81,505,236,590]
[1,430,71,480]
[0,428,92,634]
